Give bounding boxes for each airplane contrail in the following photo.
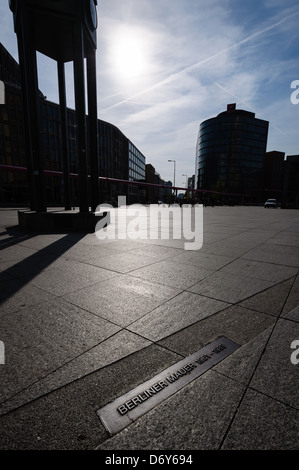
[213,82,256,112]
[213,81,286,134]
[101,9,299,113]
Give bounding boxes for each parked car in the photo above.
[264,198,278,208]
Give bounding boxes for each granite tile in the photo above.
[202,231,233,243]
[188,271,275,303]
[213,328,272,385]
[222,389,299,450]
[285,306,299,322]
[57,242,123,263]
[86,250,160,273]
[266,232,299,247]
[0,278,53,315]
[128,292,230,341]
[0,330,151,415]
[0,299,120,403]
[29,258,118,296]
[98,370,245,450]
[249,318,299,408]
[243,244,299,267]
[0,344,180,450]
[239,281,292,316]
[62,276,181,327]
[128,259,213,289]
[17,234,72,251]
[220,258,297,283]
[0,244,37,262]
[200,237,262,257]
[158,305,276,356]
[282,288,299,315]
[291,274,299,290]
[171,251,234,271]
[129,244,180,260]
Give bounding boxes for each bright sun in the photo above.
[111,31,149,81]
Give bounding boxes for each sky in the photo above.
[1,0,299,185]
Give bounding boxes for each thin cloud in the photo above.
[101,9,299,113]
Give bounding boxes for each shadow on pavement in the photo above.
[0,226,87,306]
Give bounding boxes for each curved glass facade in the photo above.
[195,107,269,197]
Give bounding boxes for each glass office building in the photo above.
[195,104,269,201]
[128,141,146,202]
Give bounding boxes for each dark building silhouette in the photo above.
[195,104,269,201]
[145,164,171,203]
[8,0,101,213]
[263,151,285,200]
[0,43,28,202]
[188,175,195,190]
[0,42,148,205]
[0,41,21,85]
[1,42,297,208]
[282,155,299,209]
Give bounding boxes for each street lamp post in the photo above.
[168,159,176,197]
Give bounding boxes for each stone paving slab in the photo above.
[127,292,230,341]
[157,305,276,356]
[239,277,295,316]
[282,286,299,315]
[85,250,165,273]
[0,278,53,314]
[98,314,299,451]
[128,259,213,289]
[243,244,299,267]
[62,276,181,327]
[29,259,119,297]
[0,345,181,450]
[249,316,299,409]
[0,206,298,451]
[219,258,297,282]
[221,389,299,450]
[0,298,121,403]
[200,238,261,257]
[171,250,235,270]
[213,328,273,385]
[98,369,246,450]
[188,271,275,303]
[286,305,299,322]
[0,330,152,415]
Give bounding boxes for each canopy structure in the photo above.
[10,0,99,212]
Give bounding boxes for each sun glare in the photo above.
[111,30,149,81]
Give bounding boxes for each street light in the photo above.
[168,160,176,194]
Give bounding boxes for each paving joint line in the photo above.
[218,274,298,449]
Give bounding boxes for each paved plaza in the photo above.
[0,205,298,451]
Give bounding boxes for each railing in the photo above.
[0,164,245,198]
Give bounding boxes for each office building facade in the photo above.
[195,104,269,201]
[282,155,299,208]
[263,151,285,201]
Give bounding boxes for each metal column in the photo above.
[73,24,89,213]
[86,44,99,212]
[57,60,71,210]
[16,4,45,212]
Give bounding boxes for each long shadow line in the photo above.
[0,226,36,250]
[0,227,87,307]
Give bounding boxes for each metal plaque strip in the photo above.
[97,336,239,435]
